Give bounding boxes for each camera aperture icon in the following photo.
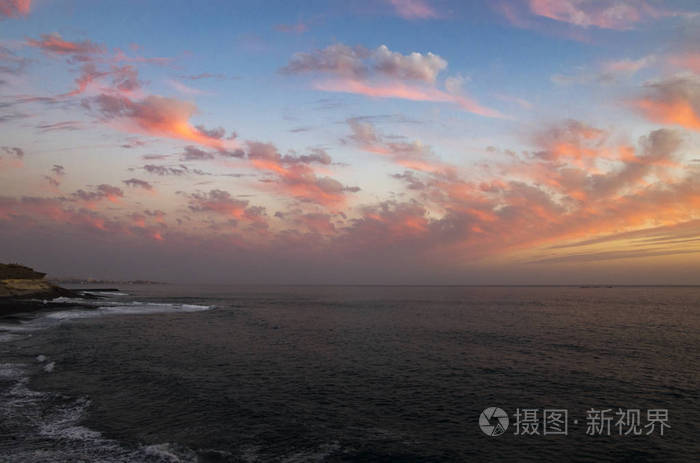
[480,407,509,436]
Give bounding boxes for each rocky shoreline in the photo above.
[0,263,82,317]
[0,278,76,299]
[0,298,88,318]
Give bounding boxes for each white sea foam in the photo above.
[45,302,212,320]
[39,396,101,440]
[81,291,129,296]
[142,443,198,463]
[0,295,216,461]
[0,361,207,462]
[0,322,44,332]
[0,300,213,347]
[50,296,89,304]
[0,332,24,342]
[0,362,26,379]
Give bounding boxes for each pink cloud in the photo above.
[0,0,30,18]
[527,0,665,30]
[246,141,358,207]
[387,0,438,20]
[88,94,237,150]
[26,33,104,55]
[0,196,174,240]
[2,118,699,276]
[668,53,700,73]
[495,0,688,43]
[494,1,592,42]
[0,197,114,232]
[296,212,338,235]
[187,189,267,228]
[316,79,502,117]
[345,118,452,175]
[282,43,503,116]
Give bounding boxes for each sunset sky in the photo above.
[1,0,700,284]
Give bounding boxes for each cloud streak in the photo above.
[27,33,103,56]
[283,43,500,117]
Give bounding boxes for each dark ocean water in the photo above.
[0,285,698,462]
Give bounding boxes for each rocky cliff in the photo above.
[0,263,74,299]
[0,263,47,280]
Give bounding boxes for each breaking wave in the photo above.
[0,299,214,341]
[0,362,206,462]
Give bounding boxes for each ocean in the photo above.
[0,285,698,462]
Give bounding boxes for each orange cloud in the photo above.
[245,141,357,207]
[256,161,352,207]
[527,119,642,170]
[372,121,698,266]
[636,99,700,131]
[2,118,699,277]
[634,76,700,131]
[89,94,236,150]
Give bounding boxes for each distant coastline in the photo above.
[49,278,168,285]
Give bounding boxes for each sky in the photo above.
[1,0,700,284]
